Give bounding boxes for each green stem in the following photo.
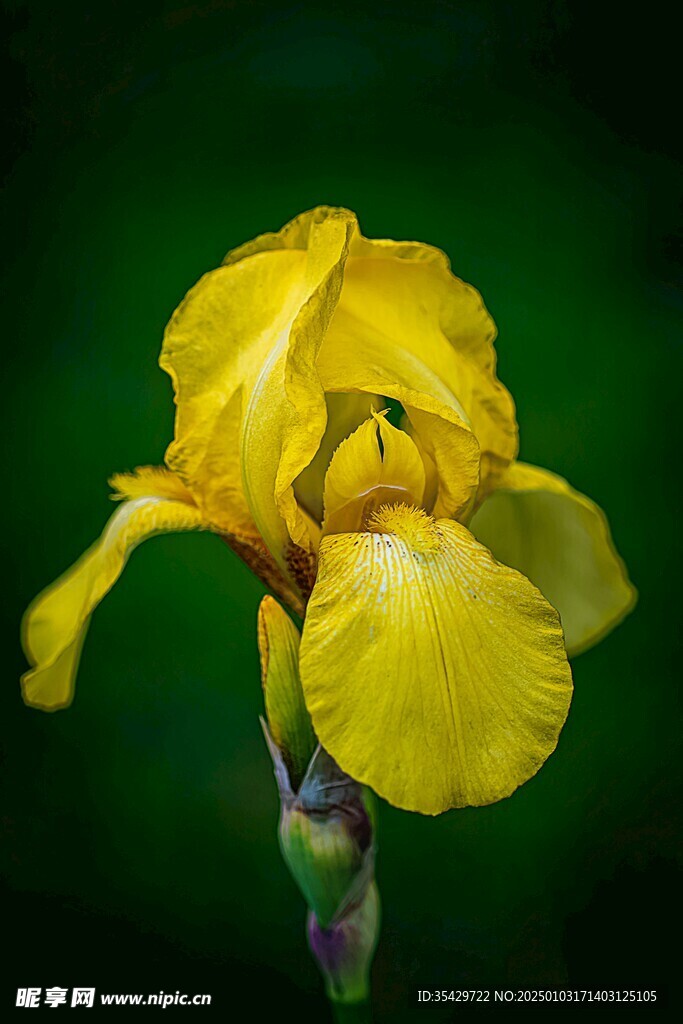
[331,999,372,1024]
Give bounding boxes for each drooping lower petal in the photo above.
[113,468,303,613]
[299,506,573,814]
[21,470,208,710]
[469,462,637,657]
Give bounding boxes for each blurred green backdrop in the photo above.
[2,1,680,1018]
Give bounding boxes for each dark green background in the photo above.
[2,1,681,1018]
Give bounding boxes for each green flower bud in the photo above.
[258,596,316,791]
[277,745,373,928]
[308,881,380,1005]
[258,595,379,1006]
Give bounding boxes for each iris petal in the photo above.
[160,255,307,534]
[161,208,358,602]
[322,411,426,535]
[320,253,517,499]
[294,392,384,524]
[299,508,573,814]
[469,462,637,656]
[317,326,480,521]
[22,472,208,710]
[238,210,358,596]
[161,207,515,587]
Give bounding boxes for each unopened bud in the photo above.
[258,596,315,790]
[277,744,373,928]
[308,881,380,1005]
[258,596,379,1007]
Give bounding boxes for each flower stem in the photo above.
[331,999,372,1024]
[261,712,379,1021]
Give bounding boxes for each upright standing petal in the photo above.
[299,506,573,814]
[160,254,307,533]
[240,209,357,592]
[294,392,384,524]
[162,207,360,602]
[21,470,209,711]
[321,251,517,497]
[316,329,480,522]
[469,462,637,656]
[322,411,426,535]
[400,412,440,511]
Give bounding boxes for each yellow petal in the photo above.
[375,411,426,499]
[299,505,572,814]
[469,462,637,657]
[109,465,196,503]
[161,258,306,533]
[258,596,316,789]
[348,233,451,266]
[294,392,384,524]
[321,252,517,500]
[21,480,208,711]
[317,326,480,521]
[400,412,439,511]
[162,208,513,590]
[322,411,425,534]
[240,209,357,590]
[226,207,450,268]
[221,205,354,264]
[111,467,302,613]
[161,206,358,601]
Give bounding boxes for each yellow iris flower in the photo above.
[20,206,636,815]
